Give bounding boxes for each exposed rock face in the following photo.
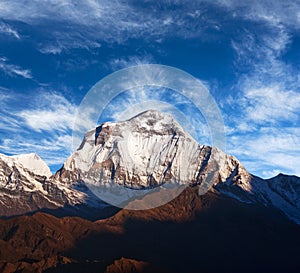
[0,110,300,224]
[55,110,300,223]
[57,110,212,188]
[0,153,67,216]
[0,153,106,217]
[57,110,236,191]
[0,109,300,272]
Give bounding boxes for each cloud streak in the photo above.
[109,55,156,70]
[0,57,32,79]
[0,0,299,179]
[0,0,234,50]
[0,22,20,39]
[214,0,300,29]
[0,91,79,171]
[227,127,300,177]
[17,92,77,133]
[0,0,298,56]
[241,85,300,125]
[225,84,300,178]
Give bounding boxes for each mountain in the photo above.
[0,189,300,273]
[55,110,300,223]
[0,153,109,218]
[0,153,65,216]
[1,110,300,223]
[1,110,300,273]
[56,110,214,188]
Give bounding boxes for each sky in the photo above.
[0,0,299,178]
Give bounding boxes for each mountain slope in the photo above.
[1,110,300,273]
[0,153,107,218]
[0,189,300,273]
[56,110,300,223]
[56,110,215,188]
[0,153,66,216]
[0,110,300,224]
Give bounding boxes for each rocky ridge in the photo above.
[0,110,299,223]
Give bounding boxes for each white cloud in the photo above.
[17,92,77,132]
[0,88,11,103]
[227,127,300,177]
[0,91,81,171]
[0,0,297,54]
[0,1,150,41]
[230,23,292,81]
[0,0,218,49]
[227,0,297,99]
[0,57,32,79]
[109,55,155,70]
[0,113,22,132]
[38,45,63,55]
[241,85,300,125]
[0,0,298,53]
[0,22,20,39]
[225,82,300,177]
[214,0,300,29]
[0,89,23,131]
[0,133,73,168]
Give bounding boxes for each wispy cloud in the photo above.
[214,0,300,30]
[0,88,23,131]
[38,45,63,55]
[0,0,224,50]
[241,85,300,125]
[0,22,20,39]
[227,127,300,177]
[0,88,11,103]
[224,59,300,178]
[109,55,156,70]
[0,0,298,54]
[227,19,299,129]
[17,92,77,133]
[0,91,79,170]
[100,85,211,145]
[0,57,32,79]
[224,78,300,178]
[216,0,300,178]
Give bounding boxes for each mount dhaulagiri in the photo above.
[0,110,300,273]
[1,110,299,223]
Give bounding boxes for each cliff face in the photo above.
[57,110,214,188]
[1,110,300,223]
[56,110,300,223]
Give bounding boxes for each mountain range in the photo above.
[0,110,300,273]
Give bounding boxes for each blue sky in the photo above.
[0,0,299,178]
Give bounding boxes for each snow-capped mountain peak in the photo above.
[0,153,52,178]
[55,110,300,222]
[59,109,207,189]
[12,153,52,177]
[127,110,184,132]
[1,111,300,224]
